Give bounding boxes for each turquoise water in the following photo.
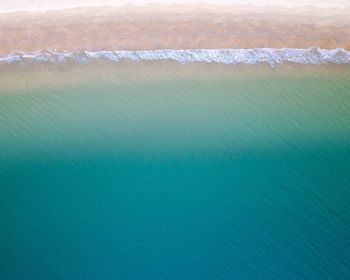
[1,63,350,279]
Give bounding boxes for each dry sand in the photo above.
[0,4,349,54]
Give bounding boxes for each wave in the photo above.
[1,48,350,65]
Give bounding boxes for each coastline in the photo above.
[1,48,350,65]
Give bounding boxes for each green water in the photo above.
[1,63,350,279]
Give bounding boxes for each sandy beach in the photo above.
[0,4,349,54]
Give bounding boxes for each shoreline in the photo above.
[1,48,349,65]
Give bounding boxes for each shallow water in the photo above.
[1,62,350,279]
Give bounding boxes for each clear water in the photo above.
[1,62,350,279]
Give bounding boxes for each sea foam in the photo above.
[1,48,349,65]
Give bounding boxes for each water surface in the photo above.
[1,62,350,279]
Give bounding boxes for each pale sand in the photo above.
[0,4,349,54]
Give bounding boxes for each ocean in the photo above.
[1,58,350,279]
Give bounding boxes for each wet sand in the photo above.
[0,4,349,54]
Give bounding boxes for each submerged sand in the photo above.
[0,4,349,54]
[1,59,350,93]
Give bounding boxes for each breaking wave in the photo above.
[1,48,350,65]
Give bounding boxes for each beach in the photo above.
[0,4,350,54]
[1,2,350,279]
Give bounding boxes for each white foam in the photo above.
[1,48,349,65]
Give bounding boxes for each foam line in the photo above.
[1,48,349,65]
